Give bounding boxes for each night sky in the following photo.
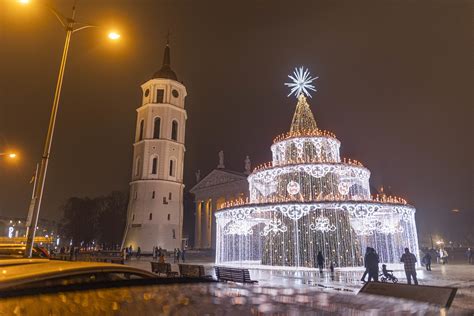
[0,0,472,243]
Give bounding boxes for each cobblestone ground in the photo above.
[126,254,474,311]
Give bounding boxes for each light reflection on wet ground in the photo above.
[0,281,459,315]
[128,258,474,311]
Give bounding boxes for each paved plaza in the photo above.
[126,254,474,311]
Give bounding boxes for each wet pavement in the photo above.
[126,255,474,311]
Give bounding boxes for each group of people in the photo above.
[122,245,186,263]
[360,247,419,285]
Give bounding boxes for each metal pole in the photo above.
[25,163,39,239]
[25,16,74,258]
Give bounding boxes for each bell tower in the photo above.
[123,41,187,252]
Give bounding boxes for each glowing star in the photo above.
[284,66,318,98]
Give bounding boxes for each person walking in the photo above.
[467,248,473,264]
[122,248,127,261]
[361,247,372,282]
[137,246,141,259]
[400,247,418,285]
[176,248,181,263]
[181,249,186,263]
[316,251,324,273]
[69,246,74,261]
[365,248,379,282]
[423,252,432,271]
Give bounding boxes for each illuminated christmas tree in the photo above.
[215,67,419,268]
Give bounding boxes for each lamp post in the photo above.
[0,153,17,159]
[23,2,120,257]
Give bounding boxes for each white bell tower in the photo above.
[123,42,187,252]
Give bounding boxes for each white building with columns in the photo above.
[123,42,187,252]
[190,153,250,249]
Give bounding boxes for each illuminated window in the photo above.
[138,120,144,141]
[153,117,161,139]
[171,120,178,141]
[156,89,164,103]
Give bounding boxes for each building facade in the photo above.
[190,153,250,249]
[123,43,187,252]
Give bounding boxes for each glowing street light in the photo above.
[108,32,121,40]
[18,1,121,258]
[17,0,30,4]
[0,152,17,159]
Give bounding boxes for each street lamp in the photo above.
[21,2,120,257]
[0,152,17,159]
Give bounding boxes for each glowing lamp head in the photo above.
[18,0,30,4]
[108,32,121,40]
[8,153,17,159]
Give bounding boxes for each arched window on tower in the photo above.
[153,117,161,139]
[151,156,158,175]
[171,120,178,141]
[169,159,175,177]
[138,120,144,141]
[135,157,141,177]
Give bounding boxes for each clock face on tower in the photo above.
[172,89,179,98]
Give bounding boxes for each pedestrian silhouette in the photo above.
[317,251,324,273]
[401,247,418,285]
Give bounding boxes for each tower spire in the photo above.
[163,30,171,66]
[290,94,317,133]
[152,33,178,81]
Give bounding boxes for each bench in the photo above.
[214,266,257,284]
[150,262,178,277]
[178,264,211,278]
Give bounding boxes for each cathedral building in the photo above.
[190,152,250,249]
[123,42,187,252]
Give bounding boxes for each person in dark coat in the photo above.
[365,248,380,282]
[176,248,181,263]
[361,247,372,282]
[136,246,141,259]
[316,251,324,273]
[423,252,432,271]
[401,247,418,285]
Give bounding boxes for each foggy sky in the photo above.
[0,0,472,242]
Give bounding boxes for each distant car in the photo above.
[0,260,157,292]
[0,244,50,259]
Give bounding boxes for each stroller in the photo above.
[379,264,398,283]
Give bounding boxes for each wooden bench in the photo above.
[215,266,257,284]
[178,264,211,278]
[150,262,178,277]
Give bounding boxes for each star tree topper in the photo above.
[285,66,318,98]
